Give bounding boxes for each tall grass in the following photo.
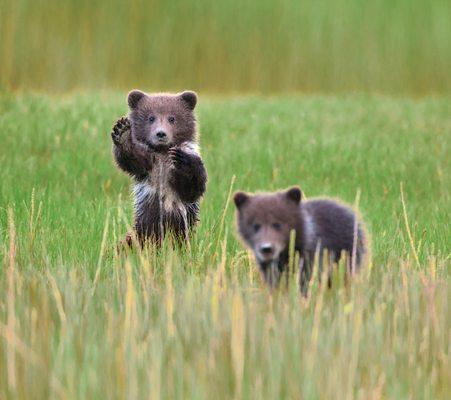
[0,93,450,398]
[0,0,450,94]
[1,223,449,398]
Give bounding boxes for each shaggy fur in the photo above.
[111,90,207,244]
[234,187,367,294]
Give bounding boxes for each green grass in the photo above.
[0,0,450,94]
[0,93,450,399]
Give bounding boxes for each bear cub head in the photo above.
[127,89,198,151]
[234,187,303,267]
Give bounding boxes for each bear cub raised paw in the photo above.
[233,187,368,294]
[111,90,207,244]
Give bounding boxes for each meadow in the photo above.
[0,0,450,94]
[0,93,449,399]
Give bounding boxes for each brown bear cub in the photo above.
[111,90,207,244]
[233,187,367,293]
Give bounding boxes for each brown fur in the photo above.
[234,187,368,294]
[111,90,207,244]
[127,90,198,151]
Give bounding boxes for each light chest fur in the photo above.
[300,205,316,249]
[133,142,200,218]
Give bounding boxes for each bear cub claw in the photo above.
[169,147,191,173]
[111,116,131,146]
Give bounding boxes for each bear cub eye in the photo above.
[253,223,261,233]
[168,116,175,124]
[272,222,282,230]
[149,116,155,123]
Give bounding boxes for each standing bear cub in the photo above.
[233,187,368,293]
[111,90,207,244]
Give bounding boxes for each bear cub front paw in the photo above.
[111,117,131,146]
[168,147,191,175]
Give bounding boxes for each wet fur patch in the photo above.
[132,141,202,240]
[134,142,200,213]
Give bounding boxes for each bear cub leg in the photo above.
[111,117,152,179]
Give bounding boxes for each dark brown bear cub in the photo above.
[111,90,207,244]
[233,187,367,293]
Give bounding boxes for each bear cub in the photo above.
[233,187,367,293]
[111,90,207,244]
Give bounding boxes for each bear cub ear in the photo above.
[233,192,250,209]
[180,91,197,110]
[285,187,302,203]
[127,90,146,110]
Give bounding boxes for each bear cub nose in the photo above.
[156,131,167,139]
[260,243,274,254]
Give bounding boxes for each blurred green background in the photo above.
[0,0,450,94]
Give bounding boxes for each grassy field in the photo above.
[1,0,450,94]
[0,93,450,399]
